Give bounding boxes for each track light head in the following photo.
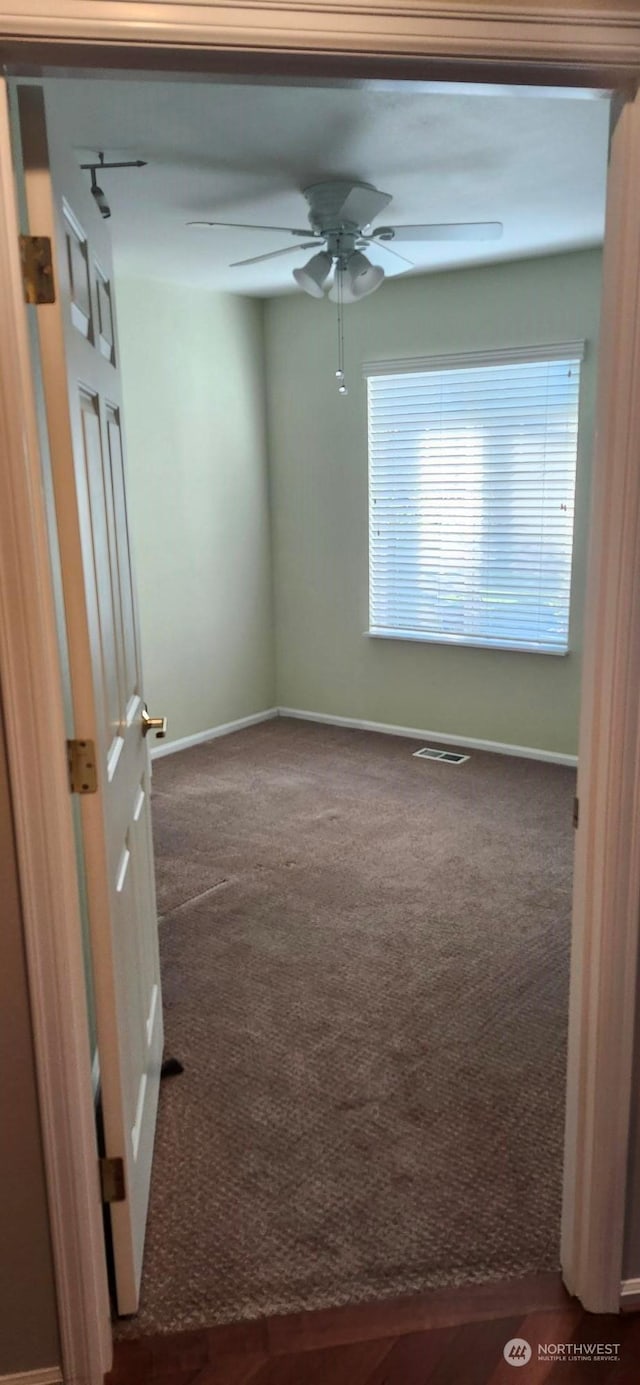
[82,151,146,220]
[91,181,111,220]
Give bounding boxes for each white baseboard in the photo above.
[150,708,278,760]
[620,1277,640,1309]
[149,703,577,768]
[0,1369,63,1384]
[277,707,578,767]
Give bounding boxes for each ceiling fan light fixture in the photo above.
[328,251,385,303]
[328,270,352,305]
[349,250,385,299]
[293,250,332,298]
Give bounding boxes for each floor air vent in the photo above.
[413,747,469,765]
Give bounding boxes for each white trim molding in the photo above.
[0,4,640,78]
[0,1370,63,1385]
[561,86,640,1314]
[277,708,577,767]
[151,705,577,766]
[0,80,111,1385]
[620,1278,640,1311]
[150,708,278,760]
[363,340,586,377]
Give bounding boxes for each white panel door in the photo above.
[16,83,164,1316]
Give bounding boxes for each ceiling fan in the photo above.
[187,178,503,302]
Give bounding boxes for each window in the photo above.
[366,343,583,655]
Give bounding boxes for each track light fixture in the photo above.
[80,152,147,221]
[89,171,111,220]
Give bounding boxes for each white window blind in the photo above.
[366,344,583,655]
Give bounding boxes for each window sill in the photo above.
[365,628,569,656]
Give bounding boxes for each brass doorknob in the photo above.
[141,705,167,739]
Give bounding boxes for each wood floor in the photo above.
[107,1273,640,1383]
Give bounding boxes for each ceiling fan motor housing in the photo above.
[302,180,389,237]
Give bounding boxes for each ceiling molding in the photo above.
[1,3,640,78]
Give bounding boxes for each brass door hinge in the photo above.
[573,796,579,829]
[19,235,55,304]
[99,1156,126,1204]
[67,738,98,794]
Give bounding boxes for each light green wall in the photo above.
[118,253,601,759]
[264,249,602,756]
[117,278,275,745]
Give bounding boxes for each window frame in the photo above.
[365,340,586,657]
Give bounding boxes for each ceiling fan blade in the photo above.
[359,237,414,269]
[373,221,504,243]
[229,242,318,268]
[338,184,392,229]
[187,220,316,237]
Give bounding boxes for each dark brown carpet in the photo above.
[118,718,575,1336]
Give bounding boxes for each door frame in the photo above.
[0,80,111,1385]
[1,7,640,1383]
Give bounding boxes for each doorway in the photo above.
[1,8,640,1373]
[19,69,611,1337]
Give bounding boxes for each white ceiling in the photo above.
[44,78,611,297]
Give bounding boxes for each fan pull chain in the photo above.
[335,266,348,396]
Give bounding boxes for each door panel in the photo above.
[78,387,123,751]
[17,83,163,1315]
[97,265,116,362]
[107,406,141,705]
[64,200,93,337]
